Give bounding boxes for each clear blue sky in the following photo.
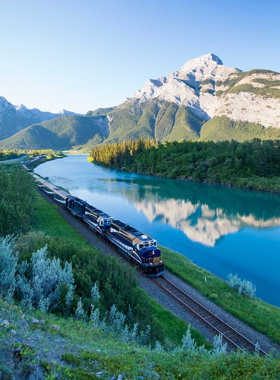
[1,0,279,114]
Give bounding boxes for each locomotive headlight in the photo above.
[152,251,155,255]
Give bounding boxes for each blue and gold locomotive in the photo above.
[33,173,164,277]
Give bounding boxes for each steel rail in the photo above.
[157,276,269,356]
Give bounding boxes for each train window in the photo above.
[139,244,144,249]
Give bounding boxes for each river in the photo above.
[35,155,280,307]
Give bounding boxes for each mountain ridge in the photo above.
[1,53,280,150]
[0,96,79,141]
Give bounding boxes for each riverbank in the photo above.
[93,160,280,195]
[25,153,66,171]
[89,138,280,194]
[160,245,280,346]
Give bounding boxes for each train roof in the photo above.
[34,175,70,199]
[85,204,112,219]
[111,220,152,242]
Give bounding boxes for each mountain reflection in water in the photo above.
[35,156,280,306]
[107,177,280,247]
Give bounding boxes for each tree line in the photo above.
[89,138,280,192]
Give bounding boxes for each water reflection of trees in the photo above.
[105,176,280,246]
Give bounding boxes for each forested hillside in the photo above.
[89,138,280,192]
[0,115,107,150]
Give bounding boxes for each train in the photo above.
[23,159,165,277]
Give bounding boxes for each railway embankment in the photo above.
[36,188,280,354]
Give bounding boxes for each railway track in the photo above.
[155,276,269,356]
[37,188,272,356]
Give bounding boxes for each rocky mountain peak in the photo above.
[131,54,236,119]
[180,53,223,72]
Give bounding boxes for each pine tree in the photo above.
[91,282,100,303]
[182,325,196,352]
[212,334,227,355]
[75,298,86,320]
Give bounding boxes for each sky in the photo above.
[1,0,280,114]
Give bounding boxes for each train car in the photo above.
[32,173,165,277]
[107,220,165,277]
[34,175,70,206]
[82,204,113,235]
[66,196,87,218]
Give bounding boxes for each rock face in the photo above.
[132,53,236,120]
[130,53,280,128]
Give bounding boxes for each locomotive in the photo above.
[32,172,164,277]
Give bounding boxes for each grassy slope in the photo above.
[33,194,208,348]
[160,245,280,345]
[1,298,279,380]
[201,116,280,142]
[0,115,106,150]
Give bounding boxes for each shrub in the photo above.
[227,273,256,297]
[0,235,18,302]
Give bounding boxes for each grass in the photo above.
[33,193,209,349]
[160,245,280,346]
[33,194,93,246]
[1,298,279,380]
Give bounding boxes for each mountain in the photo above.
[2,53,280,150]
[0,96,78,140]
[95,53,280,145]
[0,115,108,150]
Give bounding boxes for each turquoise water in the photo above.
[35,155,280,307]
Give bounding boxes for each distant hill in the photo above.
[0,115,107,150]
[0,96,78,140]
